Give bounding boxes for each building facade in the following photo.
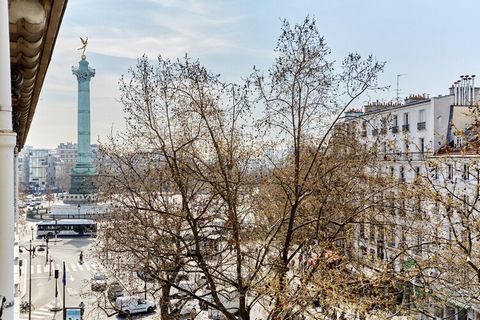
[1,1,67,318]
[344,76,480,319]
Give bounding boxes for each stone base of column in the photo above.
[69,173,97,195]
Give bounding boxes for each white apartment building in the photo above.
[344,76,480,320]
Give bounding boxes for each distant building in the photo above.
[18,143,100,194]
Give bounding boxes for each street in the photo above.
[18,221,158,320]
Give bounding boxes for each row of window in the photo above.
[387,163,476,182]
[365,109,427,137]
[378,138,425,155]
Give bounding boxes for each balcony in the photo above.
[402,124,410,132]
[417,122,426,130]
[391,126,398,133]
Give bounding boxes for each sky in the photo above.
[26,0,480,149]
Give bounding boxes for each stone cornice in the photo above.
[9,0,68,150]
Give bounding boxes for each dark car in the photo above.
[107,281,124,301]
[91,272,107,291]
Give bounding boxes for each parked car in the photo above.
[115,296,156,316]
[136,269,155,282]
[91,272,107,291]
[107,281,124,301]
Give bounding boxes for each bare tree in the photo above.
[251,17,392,319]
[93,16,407,320]
[95,53,265,320]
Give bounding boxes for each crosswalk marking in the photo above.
[19,299,60,320]
[29,262,95,275]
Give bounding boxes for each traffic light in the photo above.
[54,270,59,279]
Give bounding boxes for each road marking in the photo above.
[83,263,91,271]
[70,264,77,272]
[70,274,75,282]
[77,264,84,272]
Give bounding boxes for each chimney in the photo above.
[472,74,475,105]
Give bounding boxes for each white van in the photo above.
[115,296,156,316]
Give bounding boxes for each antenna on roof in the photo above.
[396,74,407,102]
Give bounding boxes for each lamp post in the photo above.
[50,268,61,312]
[45,236,49,265]
[77,204,80,218]
[144,274,147,300]
[20,240,36,320]
[30,226,34,241]
[54,219,58,245]
[49,258,52,279]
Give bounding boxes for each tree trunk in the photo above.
[160,284,173,320]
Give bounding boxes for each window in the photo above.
[419,138,425,153]
[392,115,398,127]
[377,241,385,260]
[415,235,423,255]
[432,166,438,180]
[387,225,396,247]
[390,166,395,177]
[417,109,426,130]
[399,166,405,181]
[462,164,469,180]
[402,113,409,131]
[400,227,406,248]
[361,121,367,137]
[361,245,367,256]
[359,222,365,239]
[391,115,398,133]
[454,135,464,148]
[447,164,453,180]
[369,224,375,242]
[462,195,470,212]
[415,167,420,177]
[418,109,425,122]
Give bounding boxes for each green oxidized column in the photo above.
[70,55,96,194]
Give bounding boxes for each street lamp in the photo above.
[77,204,80,218]
[54,219,58,245]
[45,236,49,265]
[30,226,34,241]
[49,258,53,279]
[19,240,36,320]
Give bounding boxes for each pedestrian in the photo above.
[79,301,85,316]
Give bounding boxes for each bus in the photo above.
[36,219,97,238]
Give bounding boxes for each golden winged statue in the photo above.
[78,37,88,56]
